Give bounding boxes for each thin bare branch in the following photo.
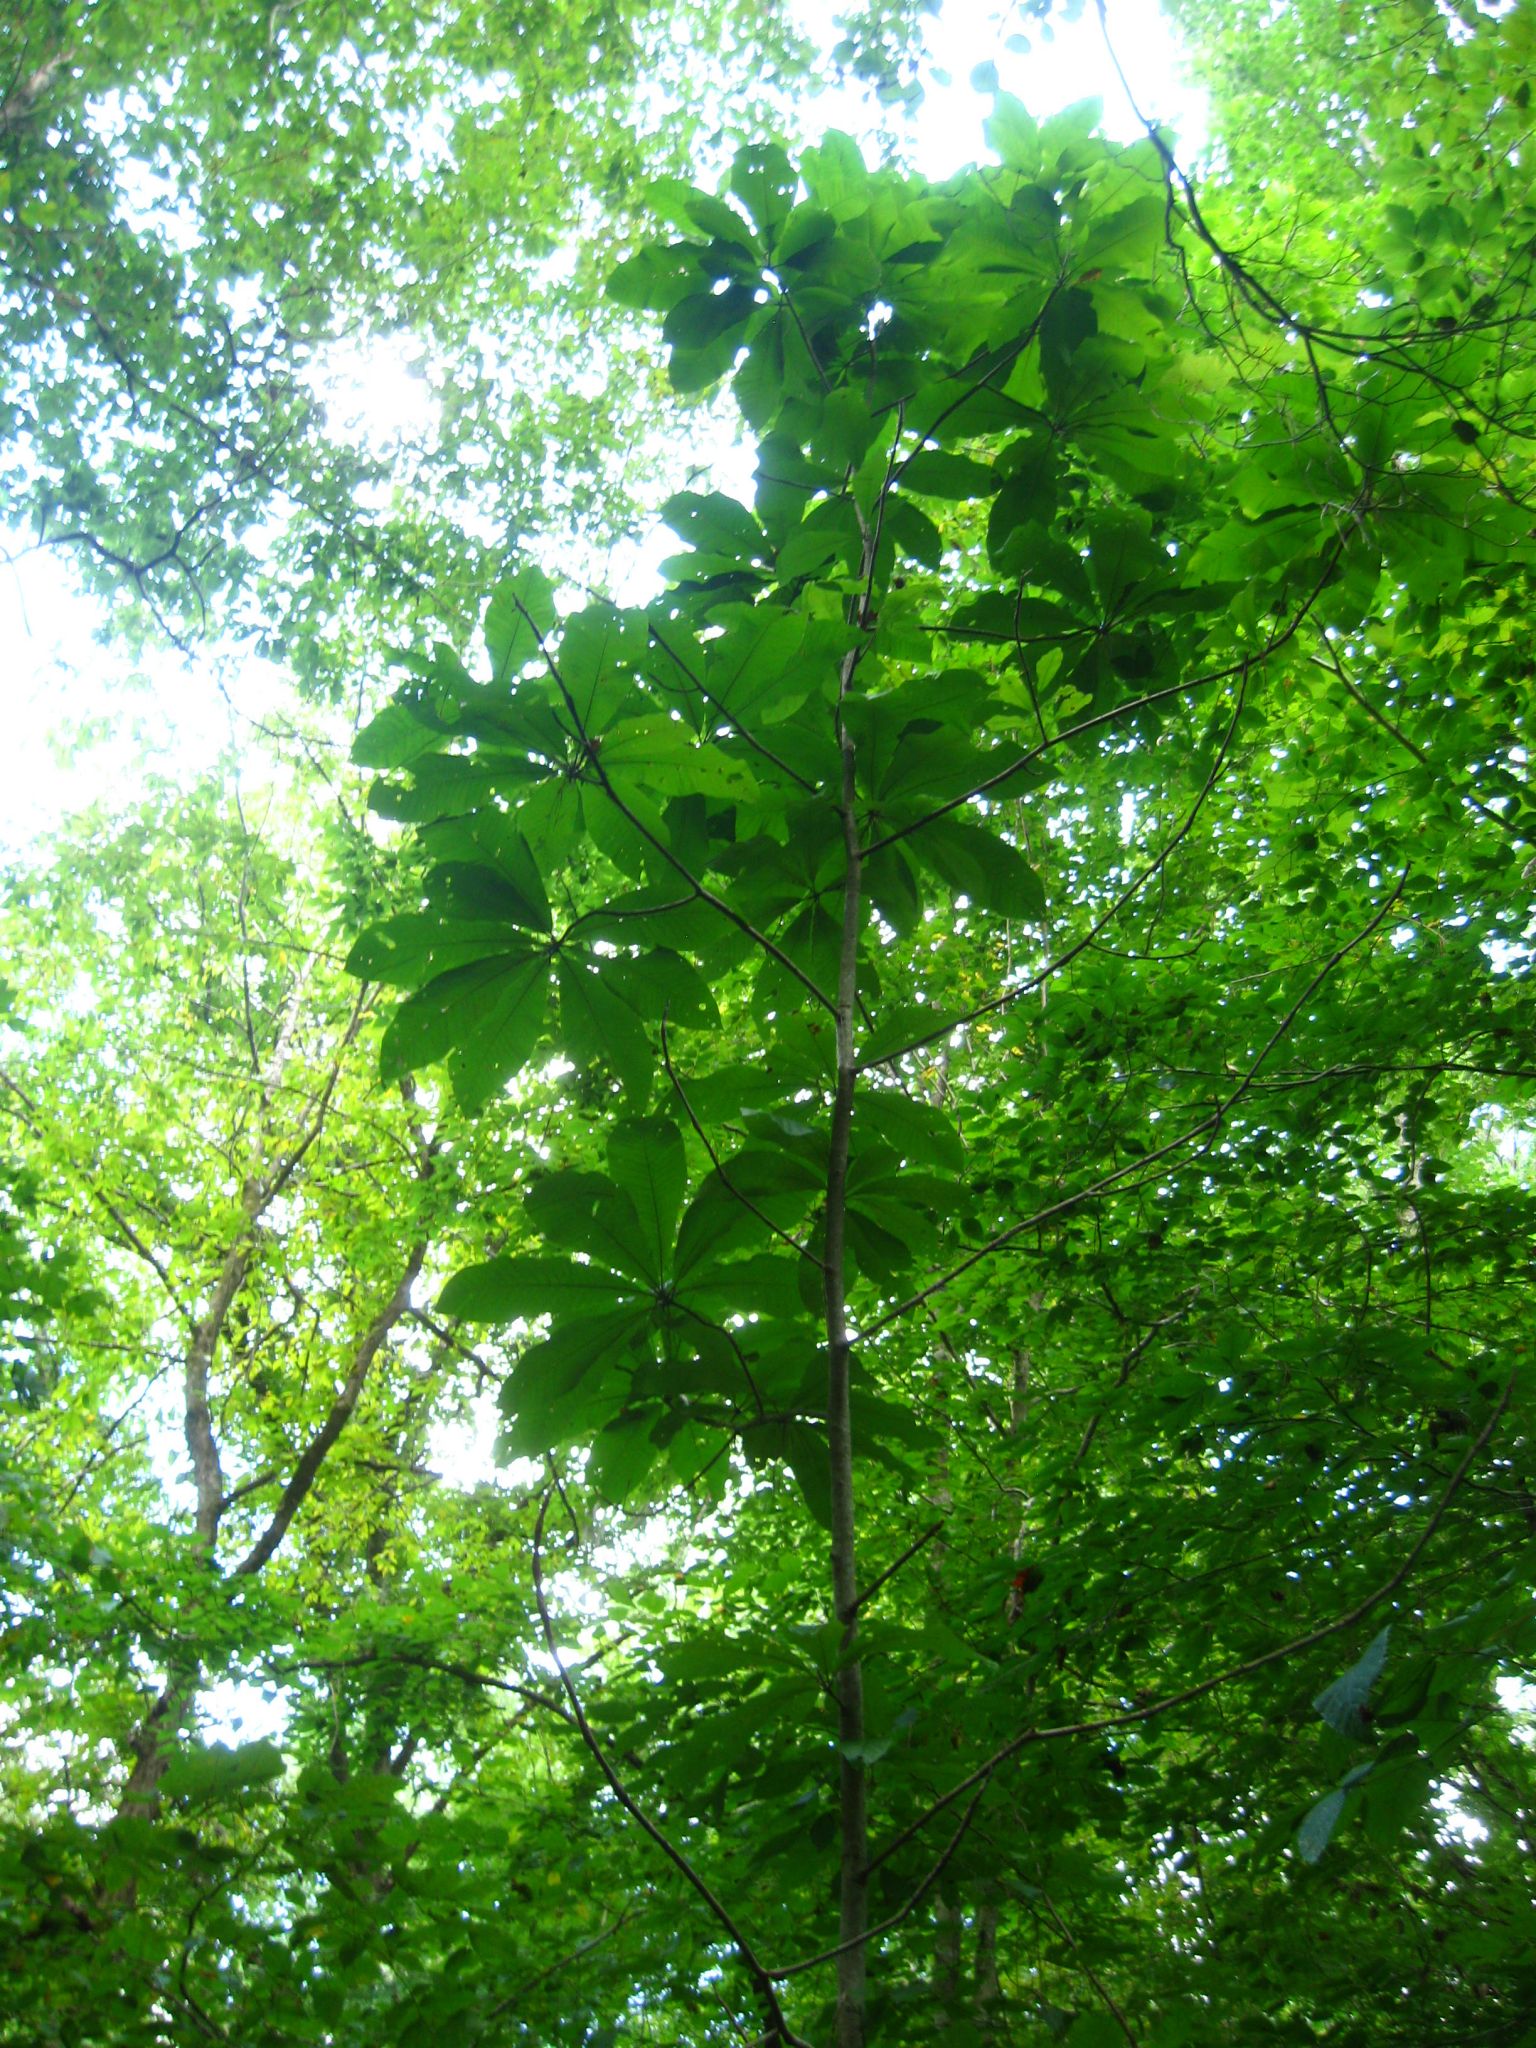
[661,1014,823,1269]
[529,1489,810,2048]
[848,1520,945,1622]
[512,590,838,1018]
[864,876,1407,1338]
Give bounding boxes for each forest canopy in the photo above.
[2,4,1535,2046]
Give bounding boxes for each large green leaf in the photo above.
[379,953,550,1109]
[557,954,654,1103]
[598,715,760,802]
[703,608,810,725]
[417,815,552,932]
[439,1253,643,1324]
[912,816,1045,920]
[1314,1627,1392,1743]
[485,566,558,683]
[606,1119,687,1278]
[558,603,645,730]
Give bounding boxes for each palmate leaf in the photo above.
[983,91,1040,173]
[664,283,761,393]
[865,841,923,937]
[558,602,646,729]
[524,1169,657,1286]
[368,906,704,1108]
[416,817,552,933]
[635,1148,813,1295]
[744,1417,833,1527]
[160,1739,285,1804]
[852,1090,965,1173]
[497,1310,653,1458]
[702,607,810,724]
[845,1205,918,1282]
[351,695,455,772]
[485,565,558,683]
[685,1249,804,1319]
[614,947,722,1031]
[421,862,549,933]
[661,490,771,571]
[347,914,532,987]
[557,955,653,1103]
[731,142,798,240]
[367,747,550,826]
[1296,1787,1346,1865]
[379,953,550,1111]
[448,1127,688,1322]
[800,127,869,221]
[581,778,660,882]
[908,815,1045,921]
[440,1253,645,1324]
[588,1412,664,1504]
[599,713,760,803]
[899,449,997,499]
[1297,1762,1375,1864]
[883,497,944,569]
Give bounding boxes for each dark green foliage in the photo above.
[349,21,1536,2038]
[4,3,1536,2043]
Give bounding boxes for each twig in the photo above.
[767,1785,989,1983]
[484,1910,636,2020]
[859,674,1248,1068]
[1037,1890,1140,2048]
[864,875,1407,1338]
[234,1244,425,1574]
[848,1520,945,1621]
[660,1013,822,1269]
[513,593,837,1018]
[1313,641,1529,847]
[529,1490,810,2048]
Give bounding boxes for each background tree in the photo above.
[0,0,930,677]
[0,761,693,2045]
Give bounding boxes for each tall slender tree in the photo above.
[355,13,1536,2035]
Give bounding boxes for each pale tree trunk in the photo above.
[115,986,421,1829]
[118,1220,253,1820]
[0,48,70,135]
[974,1906,1001,2033]
[972,1341,1035,2029]
[928,1304,958,2033]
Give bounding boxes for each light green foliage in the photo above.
[0,767,664,2045]
[4,2,1536,2044]
[0,0,870,673]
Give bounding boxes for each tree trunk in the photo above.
[827,704,868,2048]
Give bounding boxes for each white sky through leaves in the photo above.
[0,1,1201,851]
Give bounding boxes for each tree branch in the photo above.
[864,875,1407,1339]
[660,1013,823,1269]
[514,591,838,1017]
[529,1488,809,2048]
[234,1244,425,1575]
